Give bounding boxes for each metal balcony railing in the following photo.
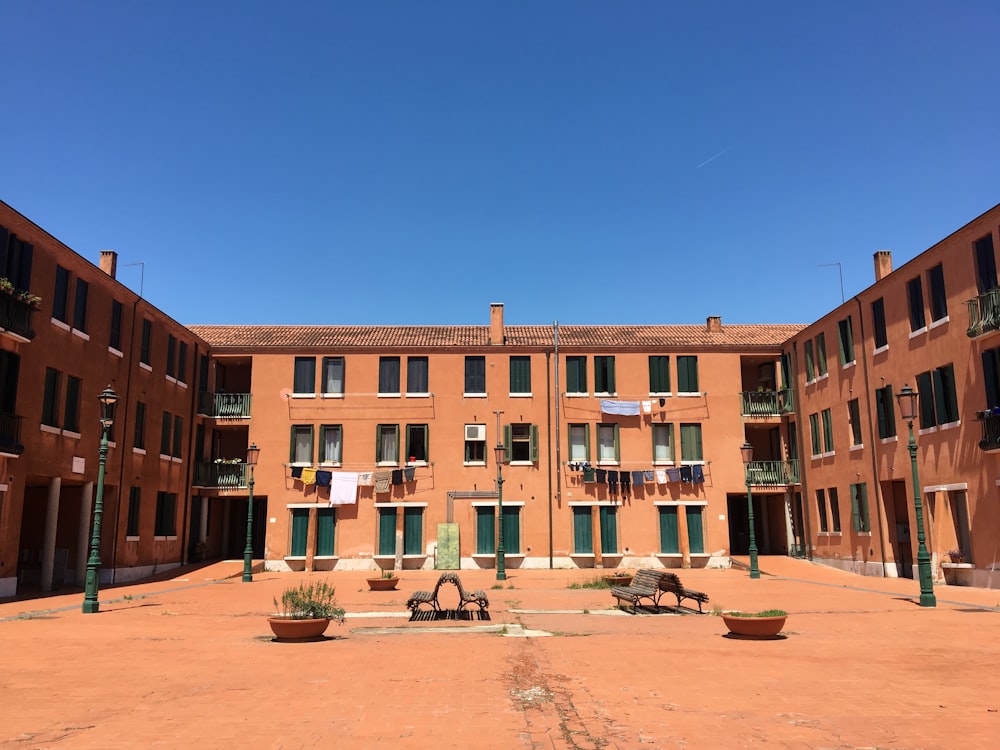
[977,410,1000,451]
[0,294,36,341]
[966,288,1000,338]
[740,388,793,417]
[0,412,24,455]
[744,459,800,486]
[193,462,249,489]
[197,392,252,418]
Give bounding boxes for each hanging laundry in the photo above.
[315,470,332,487]
[596,469,607,484]
[328,472,359,505]
[600,400,641,416]
[290,466,303,479]
[300,467,317,486]
[583,466,596,483]
[679,465,693,483]
[391,469,404,486]
[373,470,392,494]
[641,400,652,414]
[692,465,705,484]
[655,469,668,485]
[631,470,644,486]
[358,472,373,487]
[403,466,416,482]
[643,470,655,483]
[666,467,682,483]
[620,472,631,498]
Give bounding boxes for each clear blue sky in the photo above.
[3,1,998,327]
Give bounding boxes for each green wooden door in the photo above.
[377,508,396,556]
[316,507,335,556]
[685,507,704,554]
[502,506,520,555]
[403,507,423,555]
[290,509,309,557]
[599,506,618,554]
[573,507,593,554]
[659,506,679,553]
[476,507,495,555]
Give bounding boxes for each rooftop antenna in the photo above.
[122,262,145,298]
[818,262,844,304]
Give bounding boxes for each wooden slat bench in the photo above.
[406,572,489,619]
[659,572,710,613]
[610,568,665,613]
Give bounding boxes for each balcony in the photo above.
[740,389,793,418]
[977,410,1000,451]
[966,288,1000,338]
[0,412,24,456]
[0,293,37,341]
[745,459,800,487]
[197,392,252,419]
[193,462,249,489]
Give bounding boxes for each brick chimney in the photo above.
[99,250,118,279]
[874,250,892,282]
[706,315,723,333]
[490,303,505,345]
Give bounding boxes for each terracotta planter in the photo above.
[267,616,331,640]
[367,577,399,591]
[602,574,633,587]
[722,614,787,638]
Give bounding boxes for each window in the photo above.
[293,357,316,395]
[127,487,141,537]
[809,413,821,456]
[376,424,399,464]
[377,356,400,395]
[140,320,152,365]
[405,424,428,462]
[567,423,590,462]
[928,263,947,322]
[509,356,531,395]
[649,355,670,393]
[871,298,887,350]
[916,364,960,428]
[316,508,336,556]
[177,342,187,384]
[686,507,704,554]
[71,279,88,332]
[154,492,177,536]
[837,317,855,366]
[52,265,69,323]
[159,413,172,455]
[679,423,703,462]
[974,233,997,294]
[63,375,81,433]
[828,487,841,533]
[377,508,396,556]
[172,415,183,458]
[594,356,616,394]
[982,346,1000,409]
[166,335,177,378]
[815,333,828,377]
[848,398,863,446]
[821,408,834,453]
[504,423,538,463]
[42,368,60,427]
[804,340,815,381]
[816,489,828,533]
[406,357,428,395]
[464,356,486,394]
[289,425,314,464]
[133,401,146,449]
[652,422,673,463]
[850,482,870,532]
[322,356,345,395]
[565,356,587,394]
[677,356,699,394]
[476,507,495,554]
[109,300,123,350]
[875,386,896,439]
[573,507,593,554]
[599,506,617,554]
[403,507,423,555]
[320,424,342,463]
[596,423,620,463]
[658,506,679,553]
[907,277,926,332]
[464,424,486,463]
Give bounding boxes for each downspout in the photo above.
[178,342,201,566]
[788,341,813,560]
[552,322,560,570]
[855,296,889,577]
[110,297,140,583]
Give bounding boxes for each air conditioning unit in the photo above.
[465,424,486,441]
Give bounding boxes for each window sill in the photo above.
[62,430,81,440]
[941,562,973,569]
[594,392,617,398]
[313,555,339,561]
[133,447,147,455]
[291,393,316,399]
[597,460,619,466]
[929,316,949,330]
[126,536,139,542]
[850,444,864,452]
[139,362,152,372]
[918,426,937,437]
[319,461,342,468]
[939,420,961,431]
[652,460,676,466]
[405,393,431,398]
[676,392,703,398]
[321,393,345,399]
[154,536,178,542]
[50,317,71,332]
[854,531,872,537]
[873,345,889,356]
[40,424,61,435]
[109,346,124,358]
[656,553,683,558]
[509,461,534,467]
[463,393,487,398]
[880,436,899,445]
[564,392,590,398]
[166,375,177,384]
[842,360,856,370]
[71,327,90,341]
[463,461,486,467]
[648,392,672,398]
[509,392,533,398]
[569,553,595,558]
[908,326,928,339]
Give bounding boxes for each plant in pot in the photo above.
[721,609,788,639]
[268,580,345,640]
[601,570,633,587]
[367,567,399,591]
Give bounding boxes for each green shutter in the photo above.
[810,413,821,454]
[932,369,947,426]
[290,509,309,556]
[649,355,670,393]
[916,372,935,428]
[822,409,833,453]
[584,424,591,461]
[378,508,396,555]
[530,424,539,462]
[476,507,495,555]
[502,506,520,555]
[680,424,702,462]
[503,424,512,462]
[804,341,815,380]
[850,485,861,532]
[659,506,679,553]
[573,507,593,554]
[858,483,870,532]
[816,333,827,375]
[316,508,335,556]
[686,507,704,554]
[403,507,423,555]
[613,423,620,461]
[599,506,618,554]
[607,357,616,393]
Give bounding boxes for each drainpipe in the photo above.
[178,341,202,566]
[552,322,561,569]
[788,341,813,560]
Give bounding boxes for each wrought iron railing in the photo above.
[977,410,1000,451]
[0,294,36,340]
[966,288,1000,338]
[193,462,248,488]
[744,459,800,486]
[0,412,24,455]
[197,392,252,418]
[740,389,793,417]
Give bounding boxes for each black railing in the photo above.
[740,389,793,417]
[193,462,249,488]
[0,294,36,340]
[744,459,800,486]
[0,412,25,455]
[977,410,1000,451]
[197,392,252,418]
[966,288,1000,338]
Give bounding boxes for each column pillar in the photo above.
[40,477,61,592]
[77,481,94,586]
[199,496,209,542]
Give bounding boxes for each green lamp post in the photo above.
[242,442,260,583]
[494,440,507,581]
[740,441,761,579]
[82,386,118,614]
[896,384,936,607]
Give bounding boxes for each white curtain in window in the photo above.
[294,429,311,463]
[653,424,672,462]
[379,427,397,462]
[324,427,341,462]
[597,425,615,461]
[568,425,587,461]
[324,358,344,394]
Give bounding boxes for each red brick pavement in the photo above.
[2,558,998,749]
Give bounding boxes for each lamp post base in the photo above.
[82,599,99,614]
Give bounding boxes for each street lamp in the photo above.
[494,440,507,581]
[739,441,760,579]
[242,442,260,583]
[896,384,936,607]
[82,385,118,614]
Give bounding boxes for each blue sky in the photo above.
[3,1,999,327]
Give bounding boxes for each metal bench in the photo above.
[406,572,489,619]
[659,572,710,613]
[610,568,665,613]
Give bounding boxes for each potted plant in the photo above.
[367,567,399,591]
[946,549,966,563]
[268,580,345,640]
[721,609,788,638]
[601,570,633,587]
